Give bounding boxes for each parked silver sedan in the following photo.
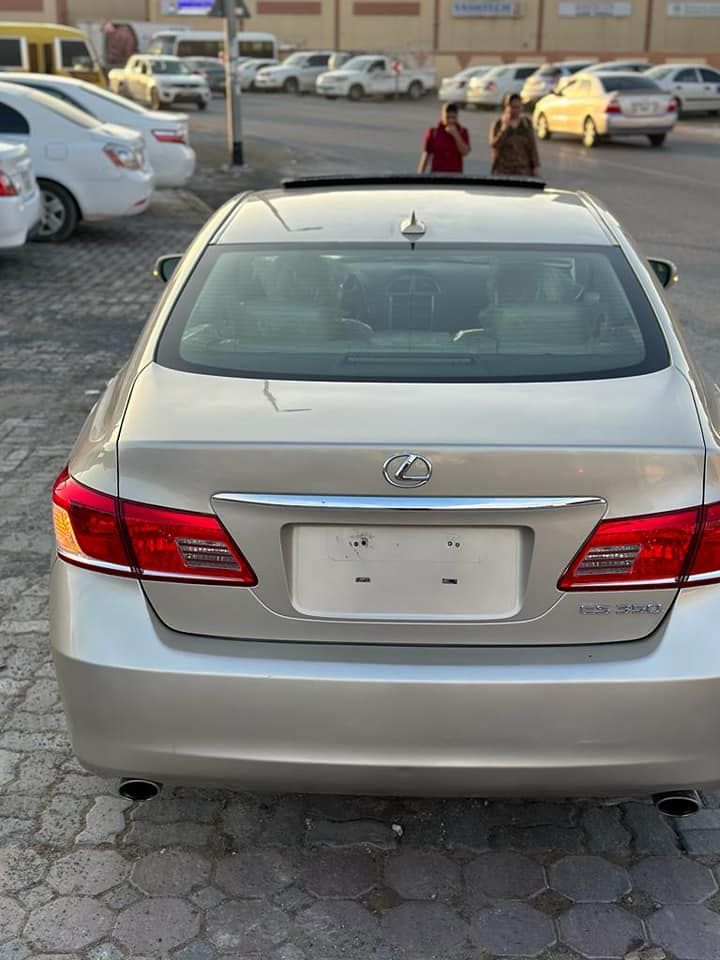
[438,65,492,104]
[534,71,677,147]
[520,59,596,109]
[51,175,720,799]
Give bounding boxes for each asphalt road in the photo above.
[189,93,720,383]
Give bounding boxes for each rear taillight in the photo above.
[559,504,720,591]
[0,170,18,197]
[52,470,257,586]
[605,99,622,114]
[103,143,141,170]
[667,98,678,113]
[152,128,187,144]
[485,81,496,91]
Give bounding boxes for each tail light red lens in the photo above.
[559,504,720,591]
[0,170,18,197]
[52,470,257,586]
[152,128,187,143]
[605,100,622,114]
[667,99,678,113]
[485,81,497,91]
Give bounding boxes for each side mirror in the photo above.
[153,254,182,283]
[647,257,679,288]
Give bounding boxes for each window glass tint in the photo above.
[157,245,669,383]
[647,66,672,80]
[700,68,720,82]
[308,54,329,67]
[599,75,661,92]
[150,58,192,75]
[538,65,561,77]
[238,39,274,57]
[24,83,83,110]
[59,39,93,69]
[82,85,149,115]
[32,92,99,128]
[0,102,29,134]
[148,35,175,55]
[516,67,536,79]
[0,37,24,68]
[177,39,221,57]
[674,68,698,82]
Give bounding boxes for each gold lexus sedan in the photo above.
[533,71,677,148]
[50,175,720,805]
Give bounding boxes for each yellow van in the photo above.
[0,23,105,87]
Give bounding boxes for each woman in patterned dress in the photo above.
[489,93,541,177]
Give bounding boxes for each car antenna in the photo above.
[400,210,425,250]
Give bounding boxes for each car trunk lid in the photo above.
[116,362,704,645]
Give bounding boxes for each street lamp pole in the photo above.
[223,0,243,166]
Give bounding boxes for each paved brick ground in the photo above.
[2,196,720,960]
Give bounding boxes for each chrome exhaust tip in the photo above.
[652,789,702,818]
[118,778,162,802]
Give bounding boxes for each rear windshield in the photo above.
[599,76,661,93]
[150,59,191,75]
[156,245,669,383]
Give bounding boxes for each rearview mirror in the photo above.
[153,254,182,283]
[647,257,679,288]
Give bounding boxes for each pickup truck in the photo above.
[316,55,436,101]
[108,55,211,111]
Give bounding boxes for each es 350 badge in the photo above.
[579,603,664,615]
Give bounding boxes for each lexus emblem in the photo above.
[383,453,432,488]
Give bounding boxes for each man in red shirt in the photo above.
[418,103,471,174]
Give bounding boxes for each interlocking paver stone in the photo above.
[559,903,645,959]
[0,941,31,960]
[47,850,129,895]
[300,848,377,899]
[25,896,113,952]
[206,901,290,953]
[114,897,201,953]
[384,850,461,900]
[0,844,47,891]
[381,902,469,956]
[296,901,380,958]
[550,855,630,902]
[490,825,585,852]
[582,806,632,854]
[464,851,546,905]
[87,944,124,960]
[76,797,131,845]
[631,856,718,903]
[679,830,720,854]
[0,750,17,786]
[215,849,298,898]
[470,901,556,957]
[173,940,216,960]
[131,850,211,896]
[0,897,25,940]
[648,905,720,960]
[623,803,679,854]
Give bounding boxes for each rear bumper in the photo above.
[0,188,41,249]
[51,561,720,796]
[602,115,676,137]
[77,169,154,221]
[149,144,196,189]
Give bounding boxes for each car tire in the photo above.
[407,81,423,101]
[348,85,364,102]
[197,99,207,111]
[33,180,79,244]
[283,77,299,95]
[648,133,666,147]
[536,113,551,140]
[673,95,684,115]
[117,81,128,97]
[582,117,598,148]
[150,88,161,110]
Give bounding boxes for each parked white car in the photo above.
[0,140,40,249]
[646,63,720,115]
[0,74,195,189]
[586,60,650,74]
[109,55,211,111]
[521,60,597,108]
[534,71,677,148]
[438,65,492,104]
[238,58,279,91]
[467,63,539,109]
[317,55,436,101]
[0,82,154,242]
[255,52,333,94]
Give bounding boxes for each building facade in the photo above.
[1,0,718,69]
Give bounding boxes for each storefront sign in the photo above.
[557,1,631,13]
[452,1,523,16]
[667,1,720,14]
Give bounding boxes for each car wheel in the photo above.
[673,96,684,115]
[150,88,161,110]
[34,180,78,244]
[348,84,364,102]
[283,77,299,95]
[197,99,207,111]
[648,133,666,147]
[117,81,128,97]
[536,113,551,140]
[407,81,423,101]
[582,117,598,148]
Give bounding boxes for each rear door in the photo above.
[672,67,703,110]
[116,240,705,647]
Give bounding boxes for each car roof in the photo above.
[216,181,613,247]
